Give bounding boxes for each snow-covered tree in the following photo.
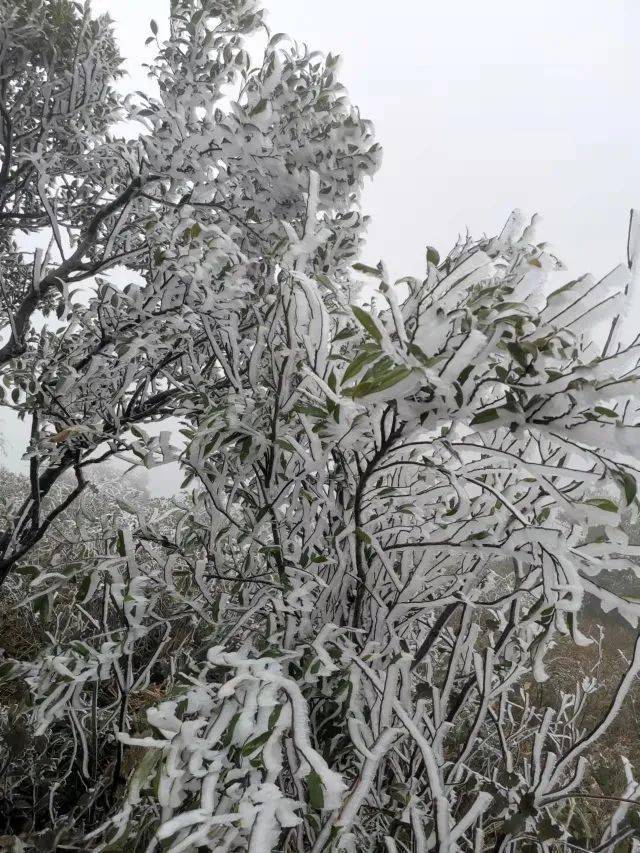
[2,1,640,851]
[0,0,379,583]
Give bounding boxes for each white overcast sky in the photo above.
[3,0,639,489]
[95,0,640,281]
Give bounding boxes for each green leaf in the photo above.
[268,705,282,729]
[454,382,463,408]
[220,713,240,748]
[77,572,94,602]
[116,529,127,557]
[359,355,395,384]
[619,469,637,506]
[594,406,618,419]
[150,18,158,34]
[70,641,92,659]
[585,497,619,513]
[239,435,252,461]
[351,305,382,344]
[250,98,268,116]
[457,363,474,385]
[241,731,271,756]
[342,349,380,383]
[294,404,327,418]
[426,246,440,266]
[344,366,412,399]
[333,326,356,341]
[397,504,415,514]
[408,344,445,368]
[211,595,221,622]
[307,770,324,810]
[130,425,148,440]
[352,263,382,277]
[470,408,499,426]
[355,527,371,544]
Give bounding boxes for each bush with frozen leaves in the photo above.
[2,1,640,850]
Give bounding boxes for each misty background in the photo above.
[2,0,638,494]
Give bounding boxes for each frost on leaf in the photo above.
[1,2,640,852]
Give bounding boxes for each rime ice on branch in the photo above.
[1,0,640,851]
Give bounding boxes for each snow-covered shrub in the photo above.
[2,1,640,850]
